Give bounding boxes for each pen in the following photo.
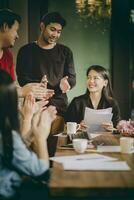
[76,157,104,161]
[98,143,105,146]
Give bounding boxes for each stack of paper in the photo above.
[50,153,130,171]
[97,145,121,153]
[63,160,130,171]
[84,107,113,133]
[50,153,118,163]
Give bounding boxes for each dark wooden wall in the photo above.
[0,0,8,8]
[111,0,131,119]
[28,0,48,42]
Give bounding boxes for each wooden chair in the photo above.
[47,116,65,157]
[50,115,65,135]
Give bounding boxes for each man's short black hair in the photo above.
[0,9,21,29]
[41,12,66,28]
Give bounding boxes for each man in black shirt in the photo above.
[16,12,76,117]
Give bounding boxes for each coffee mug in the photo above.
[120,137,134,153]
[73,139,88,153]
[66,122,80,135]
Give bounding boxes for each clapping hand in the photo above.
[20,93,35,120]
[32,106,57,140]
[40,75,54,99]
[60,76,71,93]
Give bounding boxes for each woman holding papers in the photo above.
[65,65,121,130]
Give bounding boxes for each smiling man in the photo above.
[0,9,21,80]
[16,12,76,117]
[0,9,51,99]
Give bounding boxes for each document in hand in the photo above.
[84,107,113,133]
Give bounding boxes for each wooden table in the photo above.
[48,133,134,199]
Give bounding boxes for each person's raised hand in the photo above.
[32,106,57,140]
[20,93,35,120]
[60,76,70,93]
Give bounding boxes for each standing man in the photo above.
[0,9,49,98]
[16,12,76,117]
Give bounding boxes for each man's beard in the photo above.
[43,36,57,44]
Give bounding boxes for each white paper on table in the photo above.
[97,145,121,152]
[63,160,130,171]
[50,153,117,163]
[84,107,113,133]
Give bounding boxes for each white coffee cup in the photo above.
[73,139,88,153]
[120,137,134,154]
[66,122,80,135]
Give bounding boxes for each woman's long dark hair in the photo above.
[86,65,114,100]
[0,70,20,168]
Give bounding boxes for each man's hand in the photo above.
[17,83,54,100]
[41,74,48,89]
[60,76,71,93]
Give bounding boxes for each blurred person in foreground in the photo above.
[0,70,57,199]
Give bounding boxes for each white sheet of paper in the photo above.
[84,107,113,133]
[97,145,121,152]
[85,107,112,114]
[63,160,130,171]
[50,153,117,163]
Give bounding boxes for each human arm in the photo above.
[65,98,83,123]
[9,60,15,81]
[12,106,57,176]
[19,94,35,143]
[17,82,54,100]
[60,76,70,93]
[20,94,49,144]
[111,99,121,127]
[31,106,57,161]
[59,47,76,93]
[100,99,121,130]
[6,49,15,81]
[12,130,49,176]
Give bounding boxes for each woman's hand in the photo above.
[20,93,35,120]
[31,106,57,158]
[101,122,114,132]
[80,120,88,131]
[32,106,57,140]
[34,99,49,113]
[19,93,35,142]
